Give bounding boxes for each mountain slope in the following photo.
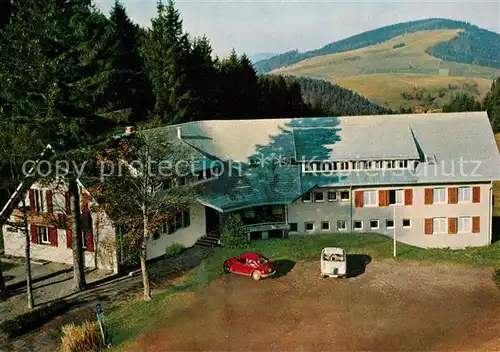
[267,28,499,109]
[254,18,500,73]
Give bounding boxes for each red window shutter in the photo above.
[404,189,413,205]
[30,225,38,243]
[472,216,480,233]
[85,232,94,252]
[448,188,458,204]
[82,192,88,216]
[424,218,433,235]
[66,228,72,248]
[448,217,457,234]
[29,189,35,212]
[424,188,433,205]
[355,191,363,207]
[472,187,480,203]
[49,227,58,246]
[65,191,71,214]
[378,190,386,207]
[46,190,53,212]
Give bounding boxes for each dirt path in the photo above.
[124,260,500,352]
[4,246,214,352]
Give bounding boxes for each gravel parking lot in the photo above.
[124,258,500,351]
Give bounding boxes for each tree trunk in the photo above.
[22,200,34,309]
[141,205,151,301]
[69,179,86,291]
[0,261,6,298]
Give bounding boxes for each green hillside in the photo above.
[255,18,500,74]
[268,29,500,110]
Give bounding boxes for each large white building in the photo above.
[2,111,499,273]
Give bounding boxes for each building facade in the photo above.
[2,111,499,270]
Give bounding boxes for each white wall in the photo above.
[146,202,206,260]
[287,183,493,249]
[2,181,119,273]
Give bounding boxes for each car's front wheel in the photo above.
[252,271,261,280]
[223,265,231,273]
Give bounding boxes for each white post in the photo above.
[393,203,397,257]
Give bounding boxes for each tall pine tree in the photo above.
[142,0,191,124]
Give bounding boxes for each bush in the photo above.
[0,299,70,339]
[392,42,406,49]
[220,214,248,249]
[165,243,186,258]
[58,321,102,352]
[493,269,500,290]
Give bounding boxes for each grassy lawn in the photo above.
[105,233,500,350]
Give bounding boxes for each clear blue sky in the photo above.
[94,0,500,58]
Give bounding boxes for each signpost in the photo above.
[96,301,106,346]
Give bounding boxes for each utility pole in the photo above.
[393,203,397,258]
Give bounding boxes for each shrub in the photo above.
[220,214,248,249]
[392,42,406,49]
[0,299,70,339]
[58,321,102,352]
[493,269,500,290]
[165,243,186,258]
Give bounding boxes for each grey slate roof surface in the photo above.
[140,112,500,211]
[197,166,302,212]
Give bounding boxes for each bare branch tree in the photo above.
[93,129,199,300]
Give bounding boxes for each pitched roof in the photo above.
[132,112,500,211]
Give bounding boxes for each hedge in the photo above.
[0,299,71,339]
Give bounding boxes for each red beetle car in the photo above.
[223,252,276,280]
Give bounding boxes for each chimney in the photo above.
[177,126,182,140]
[125,126,134,134]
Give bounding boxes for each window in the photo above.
[272,206,283,215]
[321,221,330,231]
[389,189,404,205]
[370,220,379,229]
[305,222,314,232]
[340,162,349,171]
[289,223,298,232]
[167,217,175,235]
[386,219,394,228]
[327,191,337,202]
[38,226,50,244]
[322,162,331,171]
[244,209,255,218]
[237,257,246,264]
[340,191,350,201]
[337,220,346,231]
[354,221,363,230]
[432,218,447,234]
[402,219,411,228]
[162,179,172,190]
[398,160,408,168]
[363,190,378,206]
[314,191,324,202]
[433,188,446,203]
[458,187,472,203]
[302,192,312,203]
[34,189,46,212]
[183,209,190,227]
[175,211,183,229]
[458,217,472,233]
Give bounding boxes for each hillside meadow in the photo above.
[271,29,500,109]
[335,73,493,109]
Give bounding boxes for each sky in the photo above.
[94,0,500,58]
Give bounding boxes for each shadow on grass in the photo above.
[271,259,296,279]
[346,254,371,278]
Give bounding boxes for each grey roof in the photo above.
[141,112,500,211]
[197,166,302,212]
